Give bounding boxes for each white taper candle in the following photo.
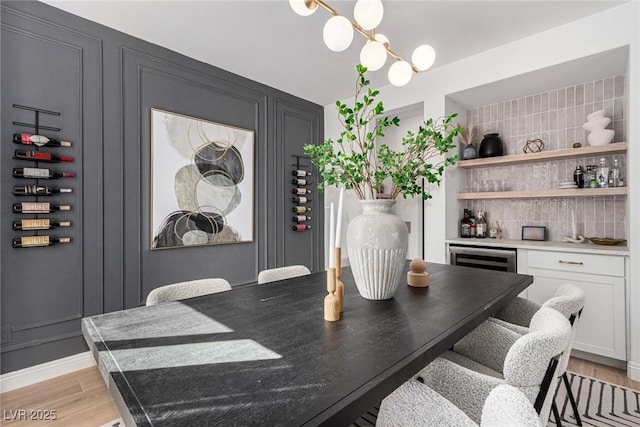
[329,203,335,268]
[335,188,344,248]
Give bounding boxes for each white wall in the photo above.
[323,2,640,379]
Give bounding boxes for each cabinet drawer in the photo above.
[527,250,624,277]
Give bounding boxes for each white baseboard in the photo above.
[628,360,640,381]
[0,352,96,393]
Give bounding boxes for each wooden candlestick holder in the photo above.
[335,248,344,313]
[324,268,340,321]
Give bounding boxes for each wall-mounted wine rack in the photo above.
[11,104,74,248]
[291,154,312,232]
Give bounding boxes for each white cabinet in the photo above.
[525,250,626,360]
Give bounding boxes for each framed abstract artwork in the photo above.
[150,109,254,249]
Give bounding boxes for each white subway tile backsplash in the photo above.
[464,75,626,242]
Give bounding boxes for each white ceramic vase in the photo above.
[347,200,408,300]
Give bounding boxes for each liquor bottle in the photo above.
[476,210,488,238]
[292,178,311,185]
[12,236,71,248]
[584,165,592,188]
[13,133,72,147]
[14,149,74,163]
[291,196,311,203]
[12,202,71,214]
[12,167,74,179]
[292,215,311,222]
[291,188,311,195]
[292,224,312,232]
[589,164,598,188]
[292,206,312,213]
[610,158,621,187]
[13,185,72,196]
[469,210,477,237]
[460,209,472,238]
[12,219,71,230]
[596,158,609,188]
[573,166,584,188]
[291,170,309,177]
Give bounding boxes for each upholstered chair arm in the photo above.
[480,384,542,427]
[415,357,506,424]
[493,297,541,327]
[452,319,521,373]
[377,379,477,427]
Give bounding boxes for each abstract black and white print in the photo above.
[151,109,254,249]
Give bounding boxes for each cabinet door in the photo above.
[528,268,626,360]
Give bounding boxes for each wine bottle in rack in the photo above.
[292,224,312,232]
[14,149,74,163]
[12,202,71,214]
[12,219,71,230]
[292,206,312,213]
[291,196,311,203]
[13,133,72,147]
[292,215,311,222]
[291,170,310,177]
[13,185,72,196]
[291,178,311,185]
[12,236,71,248]
[12,167,74,179]
[291,188,311,195]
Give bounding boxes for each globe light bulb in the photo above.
[388,60,413,87]
[353,0,384,31]
[411,44,436,71]
[360,40,387,71]
[374,33,389,47]
[323,15,354,52]
[289,0,317,16]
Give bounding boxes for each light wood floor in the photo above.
[1,357,639,426]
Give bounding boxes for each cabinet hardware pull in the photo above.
[558,260,584,265]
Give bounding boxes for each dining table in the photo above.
[82,261,533,426]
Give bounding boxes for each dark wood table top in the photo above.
[82,262,532,426]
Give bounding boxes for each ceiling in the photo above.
[41,0,626,106]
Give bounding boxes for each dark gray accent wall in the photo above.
[0,1,324,373]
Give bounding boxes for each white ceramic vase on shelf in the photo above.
[347,200,408,300]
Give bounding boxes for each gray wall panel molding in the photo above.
[1,0,323,373]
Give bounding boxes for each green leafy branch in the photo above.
[304,65,461,201]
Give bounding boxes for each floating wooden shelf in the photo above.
[457,187,628,200]
[457,142,627,169]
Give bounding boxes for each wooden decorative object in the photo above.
[324,268,340,321]
[335,248,344,313]
[407,258,429,287]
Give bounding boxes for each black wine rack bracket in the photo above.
[291,154,312,232]
[11,104,72,248]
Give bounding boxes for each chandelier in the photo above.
[288,0,435,87]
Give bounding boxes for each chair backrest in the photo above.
[257,265,311,284]
[542,283,586,319]
[146,278,231,305]
[480,384,542,427]
[502,307,571,401]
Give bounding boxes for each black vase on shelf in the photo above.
[479,133,504,158]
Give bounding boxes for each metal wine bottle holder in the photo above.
[11,104,73,248]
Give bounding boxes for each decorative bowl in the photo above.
[586,109,606,121]
[582,117,611,132]
[588,237,626,246]
[587,129,615,146]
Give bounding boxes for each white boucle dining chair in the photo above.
[377,381,541,427]
[146,278,231,305]
[407,307,571,425]
[257,265,311,284]
[491,283,586,426]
